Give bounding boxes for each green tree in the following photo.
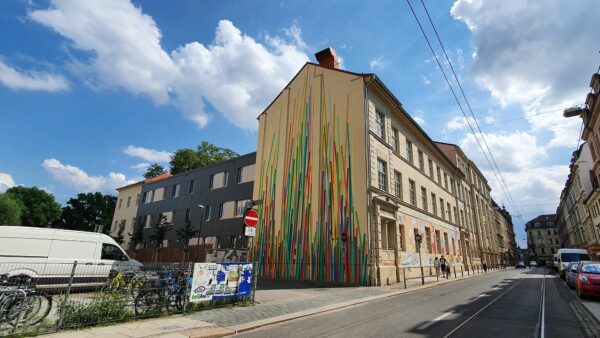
[150,214,173,253]
[0,193,22,225]
[176,220,198,262]
[143,163,167,179]
[128,220,144,252]
[59,192,116,234]
[6,186,61,227]
[169,141,238,175]
[112,220,126,245]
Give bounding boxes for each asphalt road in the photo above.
[238,268,598,338]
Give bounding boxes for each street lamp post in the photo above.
[196,204,205,260]
[415,233,424,285]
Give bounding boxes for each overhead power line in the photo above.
[405,0,523,222]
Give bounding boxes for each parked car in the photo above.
[565,262,579,289]
[516,261,526,268]
[557,248,590,280]
[0,226,143,289]
[575,261,600,298]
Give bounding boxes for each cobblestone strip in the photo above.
[189,287,392,326]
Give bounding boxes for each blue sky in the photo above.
[1,0,599,247]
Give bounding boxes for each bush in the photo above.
[59,292,132,328]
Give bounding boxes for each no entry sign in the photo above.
[243,209,259,227]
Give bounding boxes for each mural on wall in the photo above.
[250,72,368,285]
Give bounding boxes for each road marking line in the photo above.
[417,312,453,330]
[535,272,546,338]
[443,278,524,338]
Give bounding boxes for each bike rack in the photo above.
[0,288,28,334]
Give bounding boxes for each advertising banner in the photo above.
[189,262,253,302]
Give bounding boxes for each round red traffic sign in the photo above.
[244,209,259,227]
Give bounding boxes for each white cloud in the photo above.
[0,60,69,92]
[369,56,388,70]
[29,0,177,104]
[0,173,16,192]
[28,1,309,130]
[445,116,477,132]
[484,116,495,124]
[42,158,135,194]
[124,145,171,163]
[171,20,308,129]
[413,116,426,125]
[460,131,546,173]
[420,75,431,85]
[451,0,600,147]
[131,162,151,171]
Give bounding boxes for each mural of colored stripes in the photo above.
[251,73,368,285]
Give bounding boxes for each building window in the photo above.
[205,205,211,221]
[235,199,251,217]
[393,171,402,199]
[453,207,457,223]
[428,159,433,178]
[118,199,122,209]
[444,233,450,255]
[421,187,428,211]
[431,193,437,215]
[440,199,445,219]
[144,215,152,228]
[435,230,441,253]
[375,111,385,139]
[184,209,191,223]
[172,184,181,198]
[409,180,416,206]
[218,203,224,219]
[406,140,413,163]
[418,151,424,171]
[425,227,432,252]
[391,128,399,153]
[399,224,405,251]
[377,159,388,191]
[210,171,229,189]
[381,220,396,250]
[444,173,448,190]
[126,196,131,208]
[189,180,195,194]
[447,203,451,220]
[237,164,255,184]
[437,167,441,185]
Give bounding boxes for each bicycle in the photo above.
[0,274,52,328]
[102,270,145,299]
[134,267,189,316]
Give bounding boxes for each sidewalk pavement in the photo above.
[43,268,508,338]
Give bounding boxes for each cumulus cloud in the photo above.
[28,1,309,130]
[445,116,477,132]
[131,162,151,171]
[0,60,69,92]
[451,0,600,147]
[420,75,431,85]
[124,145,171,163]
[42,158,135,194]
[0,173,16,192]
[369,56,389,70]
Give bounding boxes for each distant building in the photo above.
[135,153,256,251]
[526,214,560,264]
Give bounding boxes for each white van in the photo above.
[0,226,143,288]
[556,248,590,279]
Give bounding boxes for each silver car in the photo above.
[565,262,579,289]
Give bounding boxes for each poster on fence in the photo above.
[189,262,253,302]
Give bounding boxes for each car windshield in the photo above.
[582,263,600,274]
[568,263,578,270]
[561,253,590,262]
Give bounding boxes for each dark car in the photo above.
[516,261,525,269]
[565,262,579,289]
[575,261,600,298]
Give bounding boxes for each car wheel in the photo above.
[577,285,585,299]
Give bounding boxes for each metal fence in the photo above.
[0,261,256,337]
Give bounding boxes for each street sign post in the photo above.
[244,226,256,237]
[243,209,259,227]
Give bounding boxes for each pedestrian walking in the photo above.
[446,262,451,278]
[482,259,488,273]
[440,255,446,277]
[434,257,440,276]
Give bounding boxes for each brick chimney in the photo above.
[315,47,340,69]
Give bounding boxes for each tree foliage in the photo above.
[143,163,167,179]
[128,220,144,252]
[150,214,172,251]
[58,192,116,234]
[112,220,126,245]
[6,186,61,227]
[169,141,238,175]
[0,193,22,225]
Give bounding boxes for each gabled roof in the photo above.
[145,173,172,183]
[526,214,557,224]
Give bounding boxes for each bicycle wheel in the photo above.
[6,291,52,327]
[129,276,145,299]
[134,289,164,317]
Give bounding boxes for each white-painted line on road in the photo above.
[535,272,546,338]
[417,312,453,330]
[443,278,524,338]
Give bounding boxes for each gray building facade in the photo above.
[136,152,256,250]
